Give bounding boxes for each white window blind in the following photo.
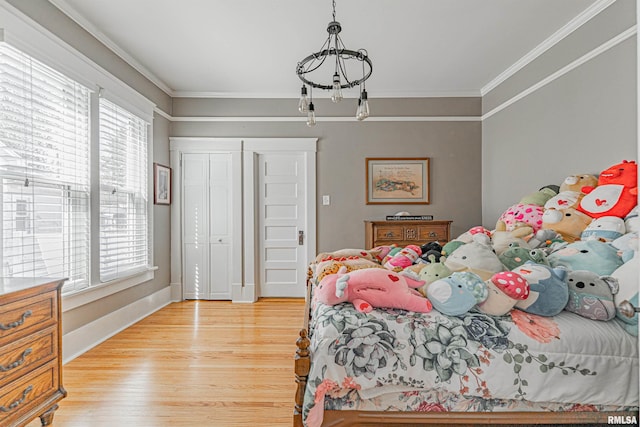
[99,97,149,281]
[0,42,90,292]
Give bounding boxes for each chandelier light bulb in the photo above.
[331,73,343,103]
[298,85,309,113]
[356,89,369,120]
[307,102,316,127]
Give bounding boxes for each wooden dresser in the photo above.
[0,278,66,427]
[364,220,452,249]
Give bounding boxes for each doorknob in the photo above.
[298,230,304,245]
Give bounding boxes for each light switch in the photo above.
[322,195,331,205]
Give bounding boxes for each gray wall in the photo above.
[171,97,483,251]
[7,0,173,334]
[482,0,637,227]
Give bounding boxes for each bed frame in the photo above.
[293,276,638,426]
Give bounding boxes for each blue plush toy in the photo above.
[426,271,488,316]
[547,240,624,276]
[580,216,625,242]
[512,261,569,316]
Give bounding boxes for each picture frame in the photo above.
[366,157,430,205]
[154,163,172,205]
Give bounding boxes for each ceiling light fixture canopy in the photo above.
[296,0,372,126]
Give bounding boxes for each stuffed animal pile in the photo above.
[313,160,639,336]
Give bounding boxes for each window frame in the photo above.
[0,5,156,311]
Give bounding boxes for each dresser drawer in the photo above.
[375,226,403,241]
[0,361,59,426]
[418,225,449,242]
[0,291,56,344]
[0,326,57,385]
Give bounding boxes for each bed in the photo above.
[293,258,639,427]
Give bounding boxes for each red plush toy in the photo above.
[578,160,638,219]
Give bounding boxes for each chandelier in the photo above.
[296,0,372,126]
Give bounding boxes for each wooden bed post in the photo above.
[294,328,311,427]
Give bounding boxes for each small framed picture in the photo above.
[366,157,430,204]
[154,163,171,205]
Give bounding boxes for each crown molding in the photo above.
[48,0,174,96]
[171,90,481,99]
[482,25,636,121]
[481,0,617,96]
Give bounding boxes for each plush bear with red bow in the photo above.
[578,160,638,219]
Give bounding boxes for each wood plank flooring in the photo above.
[28,298,305,427]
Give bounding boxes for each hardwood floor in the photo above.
[27,298,306,427]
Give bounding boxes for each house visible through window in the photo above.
[0,42,151,294]
[99,97,149,281]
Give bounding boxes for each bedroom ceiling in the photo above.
[49,0,600,98]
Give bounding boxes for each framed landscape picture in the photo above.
[154,163,171,205]
[366,157,430,204]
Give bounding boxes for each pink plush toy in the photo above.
[315,266,432,313]
[497,203,545,232]
[384,244,422,271]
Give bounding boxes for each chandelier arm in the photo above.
[297,49,372,89]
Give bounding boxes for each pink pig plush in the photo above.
[315,266,432,313]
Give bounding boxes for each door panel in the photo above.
[182,153,232,300]
[259,153,306,297]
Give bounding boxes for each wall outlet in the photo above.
[322,195,331,205]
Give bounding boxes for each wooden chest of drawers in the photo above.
[0,278,66,427]
[364,220,452,249]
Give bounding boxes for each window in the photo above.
[0,41,152,295]
[0,42,90,292]
[99,98,149,281]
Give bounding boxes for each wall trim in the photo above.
[482,25,637,121]
[165,115,481,122]
[481,0,617,95]
[62,285,173,364]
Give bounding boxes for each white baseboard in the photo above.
[62,286,173,364]
[231,282,257,303]
[170,281,182,301]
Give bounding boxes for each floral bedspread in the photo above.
[302,300,639,427]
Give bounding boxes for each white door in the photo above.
[258,153,308,297]
[182,153,233,300]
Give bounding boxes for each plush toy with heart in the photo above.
[314,266,431,313]
[578,160,638,219]
[541,207,592,243]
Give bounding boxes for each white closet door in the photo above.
[182,154,209,299]
[182,153,233,300]
[258,153,307,297]
[208,153,232,299]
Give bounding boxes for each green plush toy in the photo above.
[417,254,452,296]
[441,240,465,257]
[520,186,558,206]
[498,243,549,270]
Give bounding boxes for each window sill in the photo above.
[62,266,158,312]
